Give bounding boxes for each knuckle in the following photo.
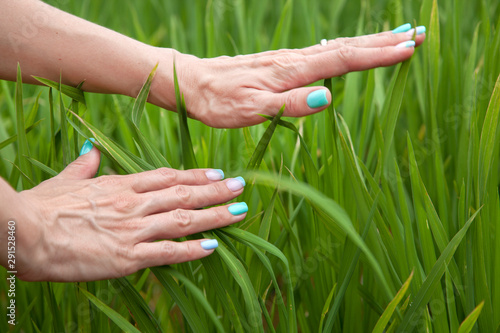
[174,185,191,201]
[114,246,138,277]
[95,175,119,187]
[157,168,177,184]
[335,37,358,47]
[337,46,354,69]
[113,193,139,213]
[284,93,299,112]
[211,208,225,225]
[209,182,224,196]
[184,242,197,260]
[187,169,205,183]
[172,209,192,231]
[271,53,303,71]
[161,242,176,258]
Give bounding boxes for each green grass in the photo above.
[1,0,500,332]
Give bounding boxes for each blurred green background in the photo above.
[1,0,499,332]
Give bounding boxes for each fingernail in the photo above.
[226,176,246,191]
[205,169,225,180]
[200,239,218,250]
[79,138,95,156]
[306,90,328,108]
[395,40,416,49]
[228,202,248,216]
[392,23,412,34]
[406,26,426,37]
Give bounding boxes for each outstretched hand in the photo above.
[11,142,247,282]
[160,26,425,128]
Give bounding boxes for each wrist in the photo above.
[148,48,200,112]
[146,47,177,111]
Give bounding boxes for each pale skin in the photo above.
[0,0,425,281]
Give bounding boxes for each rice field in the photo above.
[1,0,499,332]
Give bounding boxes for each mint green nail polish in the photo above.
[392,23,412,34]
[79,139,95,156]
[228,202,248,216]
[416,26,426,35]
[406,26,426,37]
[206,169,225,180]
[227,177,245,191]
[307,90,328,109]
[201,239,218,250]
[395,40,416,49]
[234,176,245,186]
[216,169,225,179]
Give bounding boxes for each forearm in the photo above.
[0,0,177,109]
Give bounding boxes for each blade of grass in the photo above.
[477,74,500,199]
[219,227,296,332]
[396,209,481,333]
[214,241,264,332]
[380,58,412,172]
[261,115,319,188]
[32,76,86,105]
[0,119,43,151]
[110,278,162,333]
[129,121,172,168]
[24,156,58,177]
[322,194,380,333]
[200,254,246,332]
[131,64,158,126]
[217,232,288,332]
[15,64,33,189]
[372,271,414,333]
[79,288,141,333]
[58,78,71,166]
[173,61,198,169]
[160,266,225,333]
[247,106,285,170]
[151,267,206,332]
[247,170,391,300]
[457,301,485,333]
[68,112,145,173]
[43,283,64,333]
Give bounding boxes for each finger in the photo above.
[131,168,225,193]
[309,43,417,79]
[133,238,220,269]
[274,43,417,94]
[141,202,248,241]
[259,44,416,118]
[253,87,331,120]
[241,26,426,62]
[297,28,426,55]
[144,177,246,214]
[58,139,101,180]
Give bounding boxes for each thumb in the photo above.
[265,87,332,118]
[58,139,101,180]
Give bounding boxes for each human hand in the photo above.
[11,141,248,282]
[153,24,425,128]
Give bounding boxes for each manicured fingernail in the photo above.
[79,138,95,156]
[406,26,426,37]
[307,90,328,108]
[395,40,416,49]
[226,176,246,191]
[228,202,248,215]
[206,169,225,180]
[200,239,218,250]
[392,23,412,34]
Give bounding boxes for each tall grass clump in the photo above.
[1,0,499,332]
